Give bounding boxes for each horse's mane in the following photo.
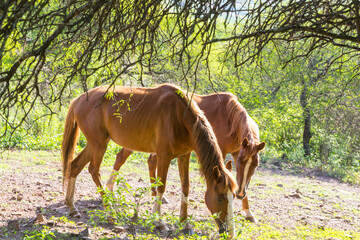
[177,89,237,193]
[225,94,259,145]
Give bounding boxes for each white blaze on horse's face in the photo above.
[236,138,265,199]
[239,156,253,198]
[205,186,235,237]
[226,190,235,237]
[236,151,259,199]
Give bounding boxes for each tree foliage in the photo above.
[1,0,360,133]
[212,0,360,66]
[0,0,239,134]
[0,0,359,174]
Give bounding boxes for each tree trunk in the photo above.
[300,84,311,157]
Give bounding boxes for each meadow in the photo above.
[0,148,359,239]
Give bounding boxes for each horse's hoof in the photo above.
[181,222,194,235]
[155,220,169,231]
[162,196,169,204]
[107,216,116,224]
[245,215,257,223]
[69,210,81,218]
[182,226,194,235]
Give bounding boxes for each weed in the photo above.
[88,173,236,239]
[24,226,56,240]
[49,216,75,225]
[89,175,163,239]
[34,159,46,165]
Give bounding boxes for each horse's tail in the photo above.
[61,98,80,188]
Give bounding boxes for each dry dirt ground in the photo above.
[0,150,359,239]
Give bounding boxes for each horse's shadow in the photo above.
[7,198,193,239]
[1,198,193,239]
[0,199,98,239]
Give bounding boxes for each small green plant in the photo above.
[49,215,75,225]
[24,226,56,239]
[88,171,245,239]
[89,174,163,239]
[106,93,134,123]
[34,158,46,165]
[175,89,185,98]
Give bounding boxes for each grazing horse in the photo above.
[61,84,237,236]
[106,92,265,222]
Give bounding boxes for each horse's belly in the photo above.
[110,132,156,153]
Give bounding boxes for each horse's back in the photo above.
[71,84,192,154]
[71,86,110,143]
[193,93,240,153]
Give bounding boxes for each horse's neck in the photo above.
[191,117,224,182]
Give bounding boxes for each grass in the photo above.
[240,222,360,239]
[1,149,360,239]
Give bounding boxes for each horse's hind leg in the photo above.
[65,145,92,217]
[106,148,133,191]
[88,144,108,195]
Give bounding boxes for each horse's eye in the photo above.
[217,197,224,203]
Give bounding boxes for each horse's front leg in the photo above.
[147,154,170,204]
[151,153,171,230]
[242,196,257,222]
[177,154,190,221]
[177,153,194,235]
[147,154,158,197]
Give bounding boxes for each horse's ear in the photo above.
[242,138,249,148]
[225,161,232,172]
[257,142,266,151]
[212,166,221,180]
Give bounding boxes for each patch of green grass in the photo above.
[34,158,47,165]
[332,203,344,210]
[292,201,307,208]
[1,150,59,163]
[0,163,9,171]
[351,208,360,215]
[342,171,360,186]
[23,226,57,240]
[49,216,76,225]
[240,221,359,239]
[2,150,359,239]
[88,174,241,239]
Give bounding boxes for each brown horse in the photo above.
[61,84,237,236]
[106,92,265,222]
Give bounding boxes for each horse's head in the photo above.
[235,138,265,199]
[205,166,237,237]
